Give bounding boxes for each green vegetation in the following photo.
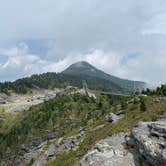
[140,97,147,112]
[121,100,128,109]
[0,91,165,166]
[0,73,125,94]
[48,96,166,166]
[143,84,166,96]
[0,61,146,94]
[0,94,123,156]
[63,61,146,92]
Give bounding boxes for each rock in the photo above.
[31,144,57,166]
[79,127,87,132]
[32,129,86,166]
[92,124,105,131]
[158,113,166,121]
[79,133,137,166]
[13,126,64,165]
[47,144,57,157]
[32,155,47,166]
[57,130,86,153]
[131,120,166,166]
[105,112,124,123]
[116,110,125,116]
[127,97,140,104]
[0,101,6,104]
[125,135,135,148]
[152,97,166,103]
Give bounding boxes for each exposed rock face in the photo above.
[20,127,64,156]
[0,127,64,166]
[79,133,137,166]
[32,128,86,166]
[105,112,124,123]
[131,120,166,166]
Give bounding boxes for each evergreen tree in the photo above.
[140,97,146,112]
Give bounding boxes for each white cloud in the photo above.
[0,43,166,86]
[0,0,166,85]
[142,13,166,35]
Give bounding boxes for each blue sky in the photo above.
[0,0,166,85]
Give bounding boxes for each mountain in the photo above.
[0,72,124,94]
[0,61,146,94]
[62,61,146,92]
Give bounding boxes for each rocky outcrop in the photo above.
[0,127,86,166]
[79,133,138,166]
[33,128,86,166]
[131,120,166,166]
[80,118,166,166]
[105,112,124,123]
[20,126,64,155]
[0,127,64,166]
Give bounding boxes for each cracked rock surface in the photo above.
[79,133,137,166]
[131,120,166,166]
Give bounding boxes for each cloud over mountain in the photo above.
[0,0,166,85]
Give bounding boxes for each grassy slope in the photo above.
[0,94,165,166]
[0,94,125,158]
[48,96,166,166]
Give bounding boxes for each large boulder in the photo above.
[131,120,166,166]
[79,133,137,166]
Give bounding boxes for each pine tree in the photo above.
[140,97,146,112]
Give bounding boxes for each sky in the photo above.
[0,0,166,85]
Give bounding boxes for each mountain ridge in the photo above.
[0,61,146,94]
[63,61,146,92]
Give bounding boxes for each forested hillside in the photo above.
[143,84,166,96]
[0,61,146,95]
[0,93,126,165]
[0,73,124,94]
[63,61,146,92]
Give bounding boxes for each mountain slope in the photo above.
[62,61,146,92]
[1,92,165,166]
[0,72,124,94]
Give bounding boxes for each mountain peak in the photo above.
[62,61,146,92]
[63,60,107,76]
[63,61,97,74]
[69,61,94,68]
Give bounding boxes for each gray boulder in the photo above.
[131,120,166,166]
[79,133,137,166]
